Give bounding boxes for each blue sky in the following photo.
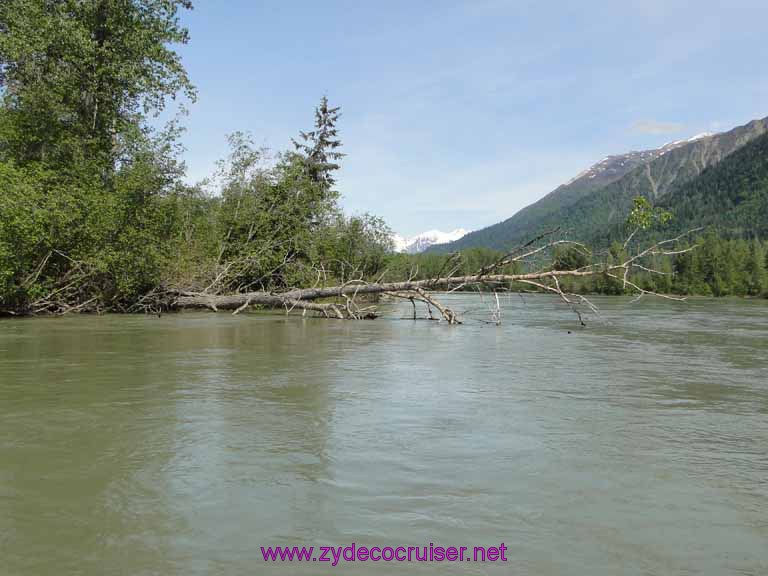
[175,0,767,236]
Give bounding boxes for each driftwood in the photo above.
[161,229,700,325]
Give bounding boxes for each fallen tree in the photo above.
[150,228,701,325]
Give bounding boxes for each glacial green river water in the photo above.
[1,295,767,575]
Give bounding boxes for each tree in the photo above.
[745,239,767,296]
[291,96,344,188]
[0,0,195,313]
[0,0,195,171]
[601,242,628,295]
[673,240,709,295]
[626,196,672,231]
[314,213,394,281]
[699,230,732,297]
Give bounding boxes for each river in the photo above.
[1,295,767,575]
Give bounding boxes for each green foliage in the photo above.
[313,213,394,282]
[0,0,195,170]
[0,0,194,312]
[0,130,187,312]
[209,128,347,291]
[745,239,767,296]
[586,233,768,298]
[0,9,396,315]
[627,196,672,230]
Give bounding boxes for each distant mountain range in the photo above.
[393,228,468,253]
[429,116,768,253]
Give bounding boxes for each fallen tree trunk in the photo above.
[172,271,595,310]
[164,229,700,325]
[109,230,696,325]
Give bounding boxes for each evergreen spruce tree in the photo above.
[292,96,345,188]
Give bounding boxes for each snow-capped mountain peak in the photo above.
[392,228,469,253]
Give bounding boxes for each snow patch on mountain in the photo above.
[564,131,718,188]
[392,228,469,253]
[661,132,715,149]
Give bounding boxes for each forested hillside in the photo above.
[435,117,768,253]
[656,131,768,238]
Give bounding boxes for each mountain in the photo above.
[431,117,768,252]
[657,130,768,238]
[556,117,768,246]
[393,228,468,253]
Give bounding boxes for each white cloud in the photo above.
[630,120,686,135]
